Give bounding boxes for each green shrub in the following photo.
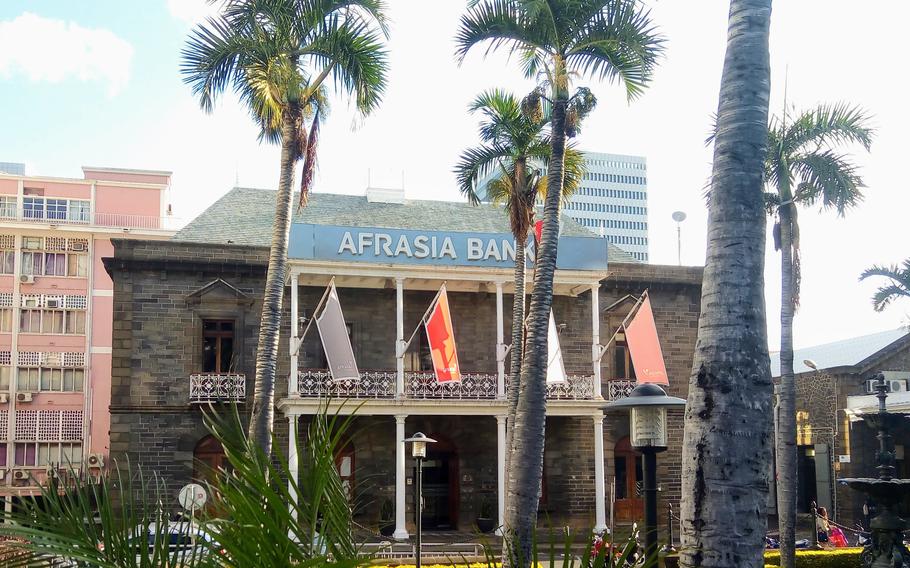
[763,547,862,568]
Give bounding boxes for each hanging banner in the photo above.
[546,310,567,384]
[315,282,360,381]
[624,295,669,385]
[424,286,462,383]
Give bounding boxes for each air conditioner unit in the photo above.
[45,466,60,479]
[19,274,34,284]
[45,298,61,309]
[13,469,29,480]
[891,380,908,393]
[70,241,87,252]
[16,391,33,403]
[0,393,7,404]
[87,454,105,469]
[0,469,6,481]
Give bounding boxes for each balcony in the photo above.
[0,209,179,231]
[189,373,246,403]
[296,369,602,401]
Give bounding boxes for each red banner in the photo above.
[624,296,669,385]
[424,287,461,383]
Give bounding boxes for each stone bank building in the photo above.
[105,187,702,536]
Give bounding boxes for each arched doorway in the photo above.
[419,435,459,530]
[193,435,227,485]
[613,436,643,522]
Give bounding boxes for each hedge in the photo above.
[763,547,863,568]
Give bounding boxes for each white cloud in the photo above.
[0,12,133,97]
[167,0,224,25]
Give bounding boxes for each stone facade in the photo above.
[106,239,702,532]
[790,335,910,528]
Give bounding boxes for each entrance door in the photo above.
[418,436,458,530]
[614,436,643,522]
[797,445,817,513]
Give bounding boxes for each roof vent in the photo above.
[365,169,405,204]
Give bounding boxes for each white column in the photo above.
[288,414,299,520]
[395,278,405,398]
[591,283,603,399]
[289,272,300,396]
[496,415,507,535]
[393,415,409,540]
[593,414,607,533]
[495,282,506,398]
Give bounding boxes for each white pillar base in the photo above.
[496,415,507,536]
[393,414,410,540]
[593,414,607,534]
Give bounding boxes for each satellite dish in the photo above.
[672,211,687,223]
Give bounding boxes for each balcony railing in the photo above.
[607,379,635,401]
[0,209,179,231]
[189,373,246,403]
[296,369,598,401]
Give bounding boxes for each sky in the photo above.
[0,1,908,354]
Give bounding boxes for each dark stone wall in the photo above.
[106,239,702,528]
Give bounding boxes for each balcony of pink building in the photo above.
[189,373,246,404]
[294,369,636,401]
[0,208,179,231]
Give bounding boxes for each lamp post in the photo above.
[403,432,436,568]
[603,383,686,562]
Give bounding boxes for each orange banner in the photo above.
[424,286,461,383]
[624,295,669,385]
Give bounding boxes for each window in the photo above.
[0,443,5,467]
[612,332,636,380]
[68,200,90,222]
[67,254,88,277]
[0,366,10,389]
[44,252,66,276]
[18,309,85,335]
[46,199,67,220]
[15,442,82,467]
[0,196,15,219]
[18,368,40,391]
[203,320,235,373]
[26,367,85,392]
[23,197,45,219]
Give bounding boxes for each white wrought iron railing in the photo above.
[189,373,246,403]
[607,379,636,401]
[296,369,597,400]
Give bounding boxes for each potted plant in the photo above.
[476,496,496,534]
[379,498,395,537]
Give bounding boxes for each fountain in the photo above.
[840,373,910,567]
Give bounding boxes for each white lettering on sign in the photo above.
[336,231,520,262]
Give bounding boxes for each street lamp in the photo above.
[403,432,436,568]
[602,383,686,562]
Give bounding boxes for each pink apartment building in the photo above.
[0,164,174,507]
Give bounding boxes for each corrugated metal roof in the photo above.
[770,328,909,377]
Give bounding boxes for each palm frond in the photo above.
[790,149,864,215]
[181,15,250,112]
[566,0,665,101]
[454,143,515,205]
[455,0,544,64]
[859,262,910,312]
[783,102,874,155]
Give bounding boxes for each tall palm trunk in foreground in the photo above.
[680,1,773,566]
[777,200,797,568]
[507,100,567,562]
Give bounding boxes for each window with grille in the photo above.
[0,308,11,332]
[15,410,83,441]
[14,442,83,467]
[20,239,88,278]
[0,367,9,390]
[16,367,85,392]
[23,197,45,219]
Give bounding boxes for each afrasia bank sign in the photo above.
[289,223,609,270]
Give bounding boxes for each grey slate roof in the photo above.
[770,328,910,377]
[174,187,639,263]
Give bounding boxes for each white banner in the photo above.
[546,310,567,384]
[315,283,360,381]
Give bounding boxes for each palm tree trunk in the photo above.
[777,205,798,568]
[503,101,566,567]
[248,110,299,455]
[503,226,527,510]
[679,1,773,567]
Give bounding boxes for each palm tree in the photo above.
[679,0,773,567]
[765,103,872,568]
[454,88,584,518]
[860,260,910,312]
[181,0,388,454]
[456,1,663,562]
